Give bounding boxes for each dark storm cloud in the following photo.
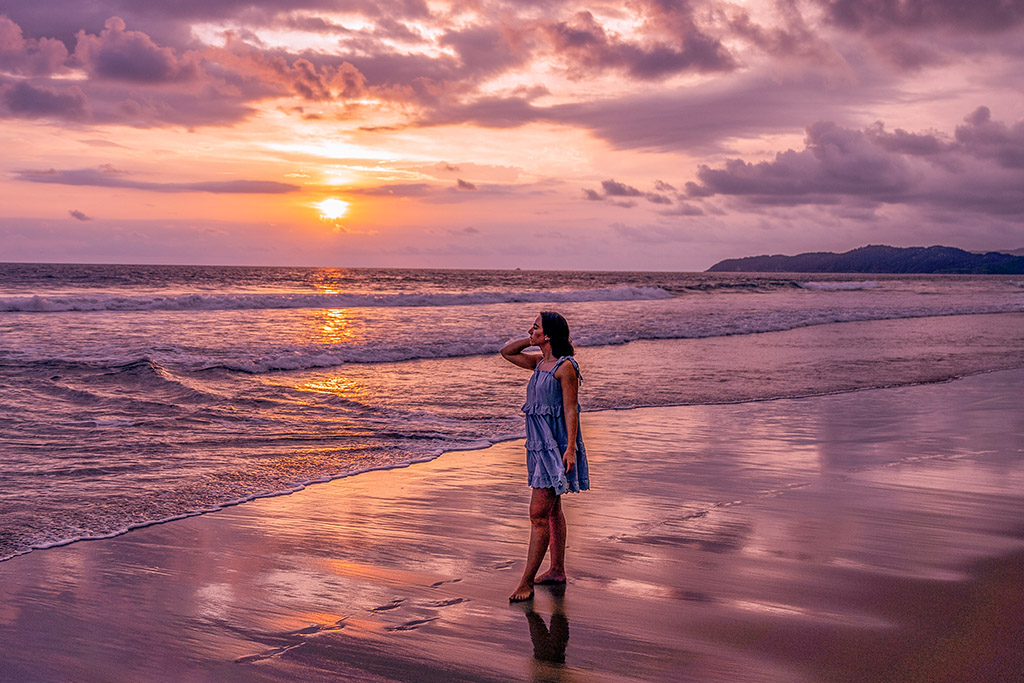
[15,167,300,193]
[687,111,1024,217]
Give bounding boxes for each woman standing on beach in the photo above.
[500,311,590,603]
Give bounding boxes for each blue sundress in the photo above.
[522,356,590,495]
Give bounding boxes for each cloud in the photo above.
[73,17,200,83]
[865,121,953,156]
[0,15,69,76]
[16,167,300,193]
[542,8,735,80]
[583,178,678,206]
[213,37,368,101]
[1,80,88,119]
[814,0,1024,33]
[68,209,92,221]
[694,121,915,203]
[456,179,477,190]
[418,95,543,128]
[686,110,1024,218]
[601,179,643,197]
[955,106,1024,169]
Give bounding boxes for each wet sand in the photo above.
[2,369,1024,682]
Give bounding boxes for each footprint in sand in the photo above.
[370,598,405,612]
[387,617,439,632]
[492,560,516,570]
[424,597,468,608]
[292,618,348,635]
[429,577,463,588]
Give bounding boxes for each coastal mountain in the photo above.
[706,245,1024,274]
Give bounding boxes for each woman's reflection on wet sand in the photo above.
[520,586,571,680]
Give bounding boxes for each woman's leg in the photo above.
[510,487,557,602]
[536,496,567,583]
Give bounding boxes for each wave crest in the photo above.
[0,286,673,313]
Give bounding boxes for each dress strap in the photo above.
[551,356,582,383]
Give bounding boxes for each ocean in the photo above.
[2,263,1024,562]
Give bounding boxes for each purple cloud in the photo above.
[543,9,734,80]
[955,106,1024,169]
[456,179,477,190]
[695,121,914,203]
[73,17,199,83]
[686,111,1024,218]
[816,0,1024,33]
[601,179,643,197]
[1,80,87,119]
[583,178,678,206]
[68,209,92,221]
[16,167,300,193]
[866,122,953,156]
[0,16,68,76]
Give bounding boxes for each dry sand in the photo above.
[2,369,1024,682]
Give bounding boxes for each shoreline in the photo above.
[6,351,1024,567]
[3,369,1024,681]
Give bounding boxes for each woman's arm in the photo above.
[556,362,580,473]
[500,337,541,370]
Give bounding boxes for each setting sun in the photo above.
[316,198,350,220]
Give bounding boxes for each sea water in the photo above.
[2,263,1024,561]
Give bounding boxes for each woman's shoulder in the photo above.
[553,356,581,380]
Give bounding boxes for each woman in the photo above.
[500,311,590,603]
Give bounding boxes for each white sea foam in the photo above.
[0,285,673,313]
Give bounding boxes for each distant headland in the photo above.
[706,245,1024,274]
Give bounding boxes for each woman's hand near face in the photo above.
[500,337,540,369]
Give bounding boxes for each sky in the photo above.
[1,0,1023,271]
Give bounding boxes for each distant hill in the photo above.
[706,245,1024,274]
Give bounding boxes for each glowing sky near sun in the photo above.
[1,1,1022,269]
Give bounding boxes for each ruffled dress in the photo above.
[522,356,590,495]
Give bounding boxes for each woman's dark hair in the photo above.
[540,311,574,358]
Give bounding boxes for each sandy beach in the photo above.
[3,369,1024,682]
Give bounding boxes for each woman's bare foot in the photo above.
[534,570,566,585]
[509,582,535,603]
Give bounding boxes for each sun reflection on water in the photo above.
[310,308,361,344]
